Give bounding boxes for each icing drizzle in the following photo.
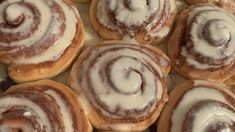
[171,82,235,132]
[78,44,168,120]
[183,100,235,132]
[96,0,175,40]
[181,5,235,70]
[0,82,85,132]
[0,0,79,64]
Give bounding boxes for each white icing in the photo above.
[144,0,176,39]
[17,0,78,64]
[0,97,52,132]
[45,90,74,132]
[96,0,118,30]
[181,47,216,70]
[108,0,159,27]
[90,49,162,113]
[79,45,164,118]
[0,0,51,47]
[181,5,235,69]
[23,111,32,117]
[190,14,234,59]
[96,0,176,42]
[146,26,170,39]
[0,0,19,23]
[221,128,233,132]
[171,87,231,132]
[0,0,79,64]
[5,4,22,24]
[192,104,235,132]
[110,58,142,94]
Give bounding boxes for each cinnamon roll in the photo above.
[69,41,170,131]
[0,79,92,132]
[185,0,235,13]
[168,4,235,83]
[158,80,235,132]
[0,0,84,82]
[90,0,177,44]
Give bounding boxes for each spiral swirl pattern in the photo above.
[96,0,173,39]
[0,90,64,132]
[0,80,89,132]
[170,80,235,132]
[0,0,79,64]
[181,5,235,69]
[77,44,168,120]
[183,100,235,132]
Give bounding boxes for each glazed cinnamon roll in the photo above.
[69,41,170,131]
[90,0,177,44]
[168,4,235,83]
[0,79,92,132]
[0,0,84,82]
[185,0,235,13]
[158,80,235,132]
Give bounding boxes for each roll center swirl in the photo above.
[203,20,231,46]
[107,0,158,28]
[125,0,147,11]
[183,100,235,132]
[5,4,24,27]
[108,57,143,95]
[78,45,167,119]
[180,6,235,69]
[0,0,79,64]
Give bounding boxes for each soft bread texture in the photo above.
[0,79,92,132]
[8,25,84,83]
[0,0,84,83]
[90,0,177,44]
[186,0,235,12]
[69,41,170,131]
[168,4,235,84]
[158,80,235,132]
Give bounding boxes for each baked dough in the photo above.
[0,0,84,82]
[69,41,170,131]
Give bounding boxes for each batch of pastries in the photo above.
[0,0,235,131]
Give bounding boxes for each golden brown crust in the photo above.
[5,79,92,132]
[8,23,84,83]
[69,41,170,131]
[185,0,235,13]
[168,4,235,84]
[71,0,91,4]
[225,75,235,85]
[90,0,122,40]
[90,0,177,45]
[6,0,84,83]
[157,80,235,132]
